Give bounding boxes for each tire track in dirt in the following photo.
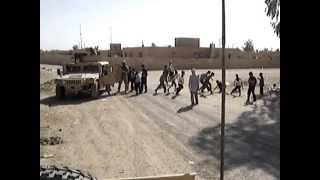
[124,94,220,179]
[117,96,195,176]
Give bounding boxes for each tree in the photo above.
[265,0,280,38]
[243,39,254,52]
[72,45,79,50]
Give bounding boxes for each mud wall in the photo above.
[40,50,280,70]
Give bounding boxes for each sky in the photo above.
[40,0,280,50]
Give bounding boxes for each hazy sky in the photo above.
[40,0,280,50]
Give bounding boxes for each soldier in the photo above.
[117,60,129,94]
[258,72,264,96]
[155,72,167,94]
[246,72,257,104]
[141,64,148,93]
[230,74,243,96]
[175,70,185,96]
[189,68,199,106]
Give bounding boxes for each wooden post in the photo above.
[220,0,226,180]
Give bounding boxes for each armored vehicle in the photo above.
[55,61,121,98]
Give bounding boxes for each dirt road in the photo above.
[40,65,280,180]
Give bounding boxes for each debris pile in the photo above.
[40,79,55,92]
[40,165,97,180]
[40,136,63,145]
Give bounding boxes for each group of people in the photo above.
[154,62,186,96]
[117,60,148,96]
[188,70,268,105]
[116,60,278,106]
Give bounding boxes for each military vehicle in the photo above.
[55,60,121,98]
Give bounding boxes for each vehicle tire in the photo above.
[91,83,99,98]
[40,165,97,180]
[56,85,65,99]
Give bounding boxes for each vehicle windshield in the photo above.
[65,65,81,74]
[83,65,100,73]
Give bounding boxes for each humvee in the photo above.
[55,61,122,98]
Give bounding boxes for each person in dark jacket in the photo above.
[246,72,257,103]
[200,71,214,94]
[189,68,200,105]
[258,72,264,95]
[199,72,208,93]
[140,64,148,93]
[175,70,185,95]
[154,73,167,94]
[213,80,223,93]
[129,68,136,92]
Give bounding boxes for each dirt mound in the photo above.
[41,79,55,92]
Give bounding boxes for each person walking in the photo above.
[168,61,175,78]
[213,80,223,93]
[189,68,199,106]
[167,69,178,94]
[175,70,185,95]
[163,65,169,86]
[128,66,133,91]
[141,64,148,93]
[207,72,215,90]
[129,68,136,92]
[258,72,264,96]
[199,72,209,93]
[246,72,257,103]
[202,72,215,94]
[155,73,167,94]
[230,74,243,96]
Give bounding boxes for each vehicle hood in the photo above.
[59,73,99,80]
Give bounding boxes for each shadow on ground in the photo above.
[177,105,193,113]
[40,93,114,107]
[189,96,280,179]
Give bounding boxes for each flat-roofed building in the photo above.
[175,38,200,48]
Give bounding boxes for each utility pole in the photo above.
[220,0,226,180]
[110,26,112,44]
[80,24,83,49]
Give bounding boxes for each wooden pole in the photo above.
[220,0,226,180]
[80,24,82,49]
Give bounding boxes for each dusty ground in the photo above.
[40,64,280,180]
